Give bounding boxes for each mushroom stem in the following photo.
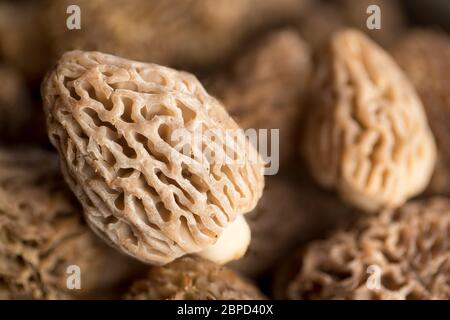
[197,215,251,265]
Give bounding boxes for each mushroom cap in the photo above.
[123,256,265,300]
[42,51,264,265]
[303,29,436,212]
[0,148,137,299]
[277,197,450,300]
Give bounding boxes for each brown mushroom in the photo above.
[124,256,265,300]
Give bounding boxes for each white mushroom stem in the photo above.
[197,215,251,265]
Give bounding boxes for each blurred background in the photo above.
[405,0,450,31]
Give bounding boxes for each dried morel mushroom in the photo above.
[298,0,405,50]
[207,30,312,165]
[0,65,31,142]
[0,148,138,300]
[42,51,265,266]
[303,29,436,213]
[229,174,354,278]
[43,0,309,73]
[276,197,450,300]
[124,256,265,300]
[390,30,450,197]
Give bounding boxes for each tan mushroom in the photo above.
[275,197,450,300]
[298,0,406,51]
[0,148,140,299]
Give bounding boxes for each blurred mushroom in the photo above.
[390,30,450,197]
[0,148,142,299]
[299,0,406,51]
[229,174,354,279]
[123,256,265,300]
[206,30,312,166]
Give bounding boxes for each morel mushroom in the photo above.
[303,29,436,212]
[0,65,31,143]
[276,197,450,300]
[229,174,354,278]
[207,30,312,165]
[0,148,139,300]
[298,0,405,50]
[124,256,265,300]
[390,30,450,197]
[42,51,265,266]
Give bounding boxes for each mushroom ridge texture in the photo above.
[303,29,436,212]
[0,148,131,299]
[207,29,312,165]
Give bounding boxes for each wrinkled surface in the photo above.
[278,197,450,300]
[298,0,405,50]
[42,51,264,265]
[229,173,354,278]
[124,256,265,300]
[303,29,436,212]
[207,30,312,165]
[0,148,135,299]
[390,30,450,197]
[1,0,310,81]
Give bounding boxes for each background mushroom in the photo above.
[123,256,265,300]
[0,148,141,299]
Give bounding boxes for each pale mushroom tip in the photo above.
[197,215,251,265]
